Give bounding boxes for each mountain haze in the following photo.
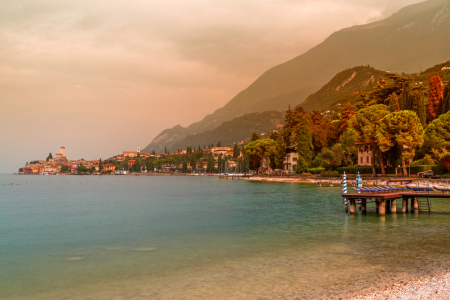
[144,0,450,153]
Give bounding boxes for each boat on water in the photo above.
[114,169,129,175]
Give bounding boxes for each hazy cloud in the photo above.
[0,0,423,172]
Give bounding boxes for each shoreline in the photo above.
[350,268,450,300]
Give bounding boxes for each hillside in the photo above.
[300,66,387,112]
[150,111,284,153]
[144,0,450,153]
[300,62,450,112]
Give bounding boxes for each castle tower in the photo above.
[60,146,66,157]
[137,146,140,153]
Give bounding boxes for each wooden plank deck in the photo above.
[342,192,450,215]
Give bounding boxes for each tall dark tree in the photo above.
[338,103,356,137]
[269,131,286,170]
[437,84,450,117]
[283,104,294,146]
[251,133,259,142]
[216,141,222,147]
[310,111,326,155]
[98,159,103,172]
[389,93,400,112]
[233,143,239,158]
[297,115,313,171]
[46,153,53,162]
[415,90,427,127]
[134,160,141,172]
[164,146,167,154]
[427,76,444,123]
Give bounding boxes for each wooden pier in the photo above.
[343,192,450,215]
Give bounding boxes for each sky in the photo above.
[0,0,424,173]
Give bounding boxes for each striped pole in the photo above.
[357,172,362,193]
[343,172,348,212]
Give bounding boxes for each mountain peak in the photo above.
[143,0,450,153]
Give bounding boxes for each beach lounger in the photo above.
[434,187,450,194]
[406,185,433,193]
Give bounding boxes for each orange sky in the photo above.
[0,0,423,172]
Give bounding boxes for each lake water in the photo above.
[2,174,450,299]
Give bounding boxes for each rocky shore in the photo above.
[351,270,450,300]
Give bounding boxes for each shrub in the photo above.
[310,157,323,168]
[337,166,373,175]
[301,172,312,177]
[306,167,325,174]
[320,170,339,177]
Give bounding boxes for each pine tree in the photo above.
[297,115,313,171]
[251,133,259,142]
[427,76,444,123]
[164,146,167,154]
[46,153,53,162]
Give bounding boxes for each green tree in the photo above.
[296,115,313,171]
[218,154,223,173]
[269,131,286,170]
[19,168,23,172]
[437,84,450,117]
[245,139,278,174]
[414,90,427,127]
[251,133,259,142]
[424,111,450,153]
[376,111,424,175]
[388,93,400,112]
[348,104,390,176]
[46,153,53,162]
[98,159,103,172]
[233,143,239,158]
[77,164,88,173]
[340,128,360,166]
[216,141,222,147]
[60,165,69,173]
[134,160,141,172]
[182,160,188,173]
[207,156,215,173]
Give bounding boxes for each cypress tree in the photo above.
[297,115,313,172]
[437,84,450,117]
[251,133,259,142]
[416,90,427,127]
[233,143,239,158]
[98,159,103,172]
[389,93,400,112]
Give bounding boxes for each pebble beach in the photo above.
[351,270,450,300]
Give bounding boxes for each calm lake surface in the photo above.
[2,174,450,299]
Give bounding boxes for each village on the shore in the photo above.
[18,72,450,179]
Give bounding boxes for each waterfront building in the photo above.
[283,148,298,173]
[211,147,232,156]
[124,146,141,158]
[356,142,373,167]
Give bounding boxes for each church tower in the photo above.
[137,146,140,153]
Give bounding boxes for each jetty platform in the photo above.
[343,191,450,215]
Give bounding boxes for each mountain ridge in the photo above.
[143,0,450,153]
